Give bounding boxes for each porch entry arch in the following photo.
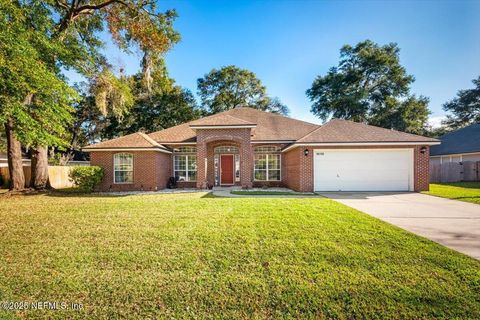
[213,145,240,186]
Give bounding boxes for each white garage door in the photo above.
[314,149,413,192]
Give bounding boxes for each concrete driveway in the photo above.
[320,192,480,260]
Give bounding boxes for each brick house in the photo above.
[83,107,439,192]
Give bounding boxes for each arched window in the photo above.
[114,153,133,184]
[214,146,239,153]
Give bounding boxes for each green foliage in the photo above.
[1,0,181,150]
[68,166,104,192]
[71,58,201,141]
[102,86,202,139]
[0,129,6,153]
[197,65,290,115]
[267,97,290,116]
[369,95,430,135]
[424,126,451,138]
[307,40,430,134]
[91,69,134,117]
[0,1,77,148]
[123,58,203,133]
[53,1,180,79]
[70,83,106,148]
[443,76,480,129]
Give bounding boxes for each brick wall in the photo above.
[176,181,197,188]
[89,144,431,193]
[283,147,313,192]
[283,148,300,191]
[196,128,253,188]
[284,145,431,192]
[414,145,430,191]
[90,151,171,192]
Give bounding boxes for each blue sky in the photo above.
[96,0,480,126]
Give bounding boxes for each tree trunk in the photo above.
[30,145,50,190]
[5,118,25,190]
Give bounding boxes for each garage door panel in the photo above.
[314,149,413,192]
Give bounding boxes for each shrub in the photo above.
[69,166,104,192]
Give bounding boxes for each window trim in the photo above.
[113,153,134,184]
[254,145,281,153]
[174,146,197,153]
[253,153,281,182]
[173,154,197,182]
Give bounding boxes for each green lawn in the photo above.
[424,182,480,204]
[0,192,479,319]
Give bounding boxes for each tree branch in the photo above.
[56,0,129,34]
[74,0,128,13]
[55,0,69,10]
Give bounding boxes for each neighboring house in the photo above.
[0,151,89,168]
[430,123,480,164]
[83,107,439,192]
[0,151,30,168]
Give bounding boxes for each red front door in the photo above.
[220,155,234,185]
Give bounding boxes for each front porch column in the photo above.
[196,141,208,189]
[240,140,253,188]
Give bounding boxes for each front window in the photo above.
[254,154,280,181]
[114,153,133,183]
[174,155,197,182]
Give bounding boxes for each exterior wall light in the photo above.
[304,149,309,156]
[420,146,427,154]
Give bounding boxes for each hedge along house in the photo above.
[83,107,440,192]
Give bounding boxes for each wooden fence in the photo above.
[0,166,76,189]
[430,161,480,183]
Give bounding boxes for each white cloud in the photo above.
[428,115,447,128]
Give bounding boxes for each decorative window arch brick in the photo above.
[195,128,253,189]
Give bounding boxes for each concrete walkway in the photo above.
[320,192,480,260]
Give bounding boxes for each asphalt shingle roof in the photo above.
[296,119,439,143]
[84,108,438,149]
[189,114,256,126]
[148,107,319,143]
[84,132,170,151]
[430,123,480,156]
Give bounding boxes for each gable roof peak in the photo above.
[137,131,162,147]
[189,113,256,127]
[83,131,170,151]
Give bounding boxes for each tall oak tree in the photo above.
[306,40,430,134]
[1,0,179,190]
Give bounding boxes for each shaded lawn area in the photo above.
[0,193,479,319]
[424,182,480,204]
